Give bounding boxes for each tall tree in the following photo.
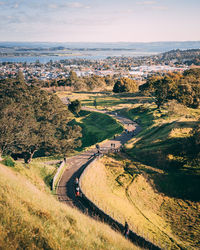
[0,78,82,163]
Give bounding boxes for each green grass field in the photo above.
[0,161,138,250]
[71,110,123,150]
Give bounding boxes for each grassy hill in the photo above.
[71,110,123,150]
[0,160,139,250]
[81,102,200,249]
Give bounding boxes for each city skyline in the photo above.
[0,0,200,42]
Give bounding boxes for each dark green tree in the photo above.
[68,99,81,115]
[0,78,82,163]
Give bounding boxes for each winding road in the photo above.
[56,108,159,250]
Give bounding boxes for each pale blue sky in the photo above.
[0,0,200,42]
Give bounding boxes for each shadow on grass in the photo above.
[126,118,200,201]
[70,111,123,151]
[151,173,200,202]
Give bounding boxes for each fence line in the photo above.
[52,160,66,191]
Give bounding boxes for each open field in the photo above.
[0,162,138,250]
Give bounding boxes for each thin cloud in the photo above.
[152,6,168,10]
[137,1,157,5]
[66,2,90,9]
[48,4,58,9]
[48,2,91,10]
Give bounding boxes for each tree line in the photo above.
[33,71,139,93]
[140,68,200,109]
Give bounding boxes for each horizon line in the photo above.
[0,40,200,44]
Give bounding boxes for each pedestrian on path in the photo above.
[75,186,80,197]
[75,177,79,186]
[124,221,129,238]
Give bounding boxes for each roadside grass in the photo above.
[5,157,61,193]
[81,155,200,249]
[70,110,123,150]
[0,163,138,250]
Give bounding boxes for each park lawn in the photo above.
[0,161,138,250]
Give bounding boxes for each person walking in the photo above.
[75,186,80,197]
[75,177,79,186]
[124,221,129,238]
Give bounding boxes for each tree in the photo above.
[0,78,82,163]
[68,100,81,115]
[113,78,138,93]
[140,71,200,109]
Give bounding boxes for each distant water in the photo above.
[0,51,158,63]
[0,41,199,63]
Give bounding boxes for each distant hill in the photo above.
[153,49,200,65]
[0,41,200,52]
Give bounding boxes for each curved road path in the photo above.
[57,108,139,208]
[56,108,159,249]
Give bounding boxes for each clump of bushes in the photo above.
[2,156,15,167]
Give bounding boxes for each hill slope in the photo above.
[0,163,138,250]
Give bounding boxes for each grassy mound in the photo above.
[81,155,200,249]
[81,102,200,249]
[72,110,123,149]
[0,162,137,250]
[122,104,200,200]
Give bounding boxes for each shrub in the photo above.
[2,156,15,167]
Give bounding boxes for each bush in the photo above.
[2,156,15,167]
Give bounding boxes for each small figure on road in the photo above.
[124,221,129,238]
[75,186,80,197]
[75,177,79,186]
[64,157,66,163]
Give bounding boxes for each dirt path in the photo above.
[56,108,159,249]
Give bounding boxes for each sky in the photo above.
[0,0,200,42]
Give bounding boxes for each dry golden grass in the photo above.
[81,155,200,249]
[0,163,139,250]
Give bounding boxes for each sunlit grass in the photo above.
[0,163,138,250]
[81,155,200,249]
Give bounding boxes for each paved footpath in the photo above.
[57,108,140,209]
[56,108,159,249]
